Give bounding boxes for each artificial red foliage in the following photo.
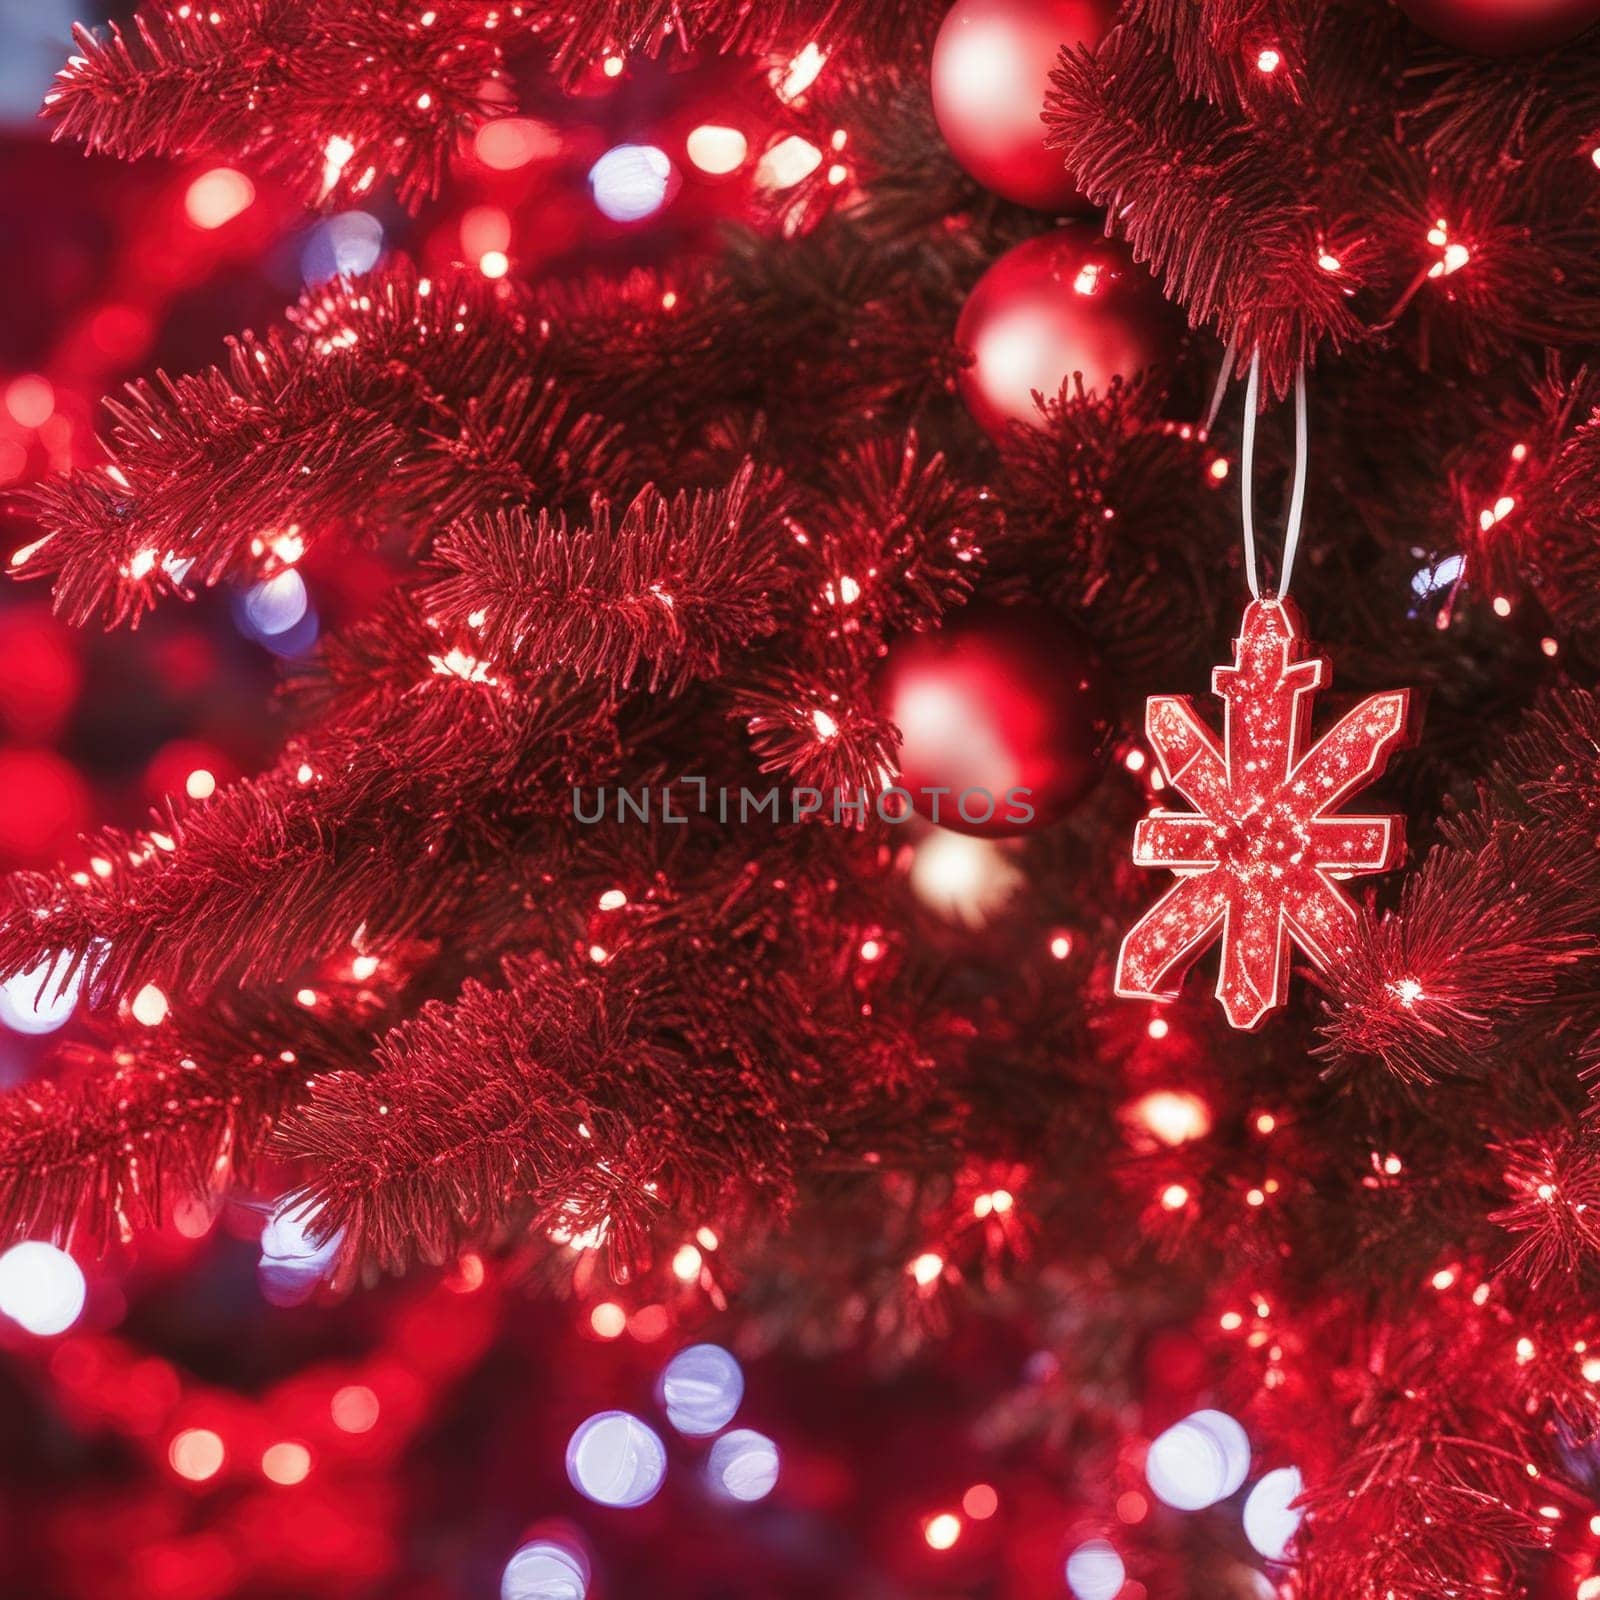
[7,1,1600,1597]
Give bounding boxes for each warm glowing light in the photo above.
[1209,457,1230,480]
[1392,977,1424,1007]
[1130,1089,1212,1146]
[1256,47,1281,71]
[1124,747,1148,772]
[1146,1015,1169,1040]
[671,1243,703,1281]
[923,1512,962,1550]
[331,1384,380,1433]
[480,251,510,279]
[859,937,885,961]
[131,984,169,1026]
[1517,1335,1536,1363]
[908,830,1022,927]
[598,889,627,911]
[1493,595,1512,617]
[461,205,511,258]
[1317,251,1342,272]
[602,54,625,76]
[909,1251,944,1287]
[262,1441,312,1484]
[351,954,380,981]
[1220,1310,1244,1330]
[475,117,556,170]
[319,135,356,198]
[686,125,749,175]
[1542,636,1559,657]
[756,134,823,190]
[1431,1267,1457,1290]
[1160,1183,1190,1211]
[1049,932,1073,959]
[185,167,255,228]
[1255,1112,1277,1134]
[963,1483,998,1519]
[628,1304,670,1342]
[185,768,216,800]
[812,707,839,740]
[5,375,55,429]
[590,1301,627,1339]
[773,41,826,101]
[1072,263,1103,295]
[170,1428,226,1481]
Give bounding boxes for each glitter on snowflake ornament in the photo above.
[1116,596,1412,1030]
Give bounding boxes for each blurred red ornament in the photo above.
[1116,597,1411,1029]
[0,747,91,865]
[879,603,1114,837]
[931,0,1114,209]
[1396,0,1600,51]
[0,606,82,742]
[955,227,1169,441]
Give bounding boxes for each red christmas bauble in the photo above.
[1396,0,1600,51]
[955,226,1169,441]
[879,604,1115,837]
[931,0,1115,210]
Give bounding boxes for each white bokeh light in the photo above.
[1243,1466,1304,1561]
[1145,1409,1251,1511]
[1065,1538,1125,1600]
[258,1201,342,1307]
[565,1411,666,1507]
[300,211,384,283]
[0,953,83,1036]
[0,1241,86,1336]
[501,1537,590,1600]
[243,570,309,637]
[707,1428,779,1502]
[660,1343,744,1437]
[908,829,1023,927]
[588,145,675,222]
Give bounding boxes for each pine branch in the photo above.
[44,2,503,210]
[423,465,790,693]
[277,907,835,1275]
[1045,24,1363,392]
[0,993,374,1253]
[0,601,615,1002]
[1320,691,1600,1083]
[12,264,618,626]
[493,0,942,78]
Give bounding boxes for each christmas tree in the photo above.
[4,0,1600,1595]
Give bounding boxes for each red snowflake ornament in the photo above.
[1116,596,1412,1030]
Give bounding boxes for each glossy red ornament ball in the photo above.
[1396,0,1600,51]
[955,226,1169,441]
[879,604,1115,837]
[931,0,1115,210]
